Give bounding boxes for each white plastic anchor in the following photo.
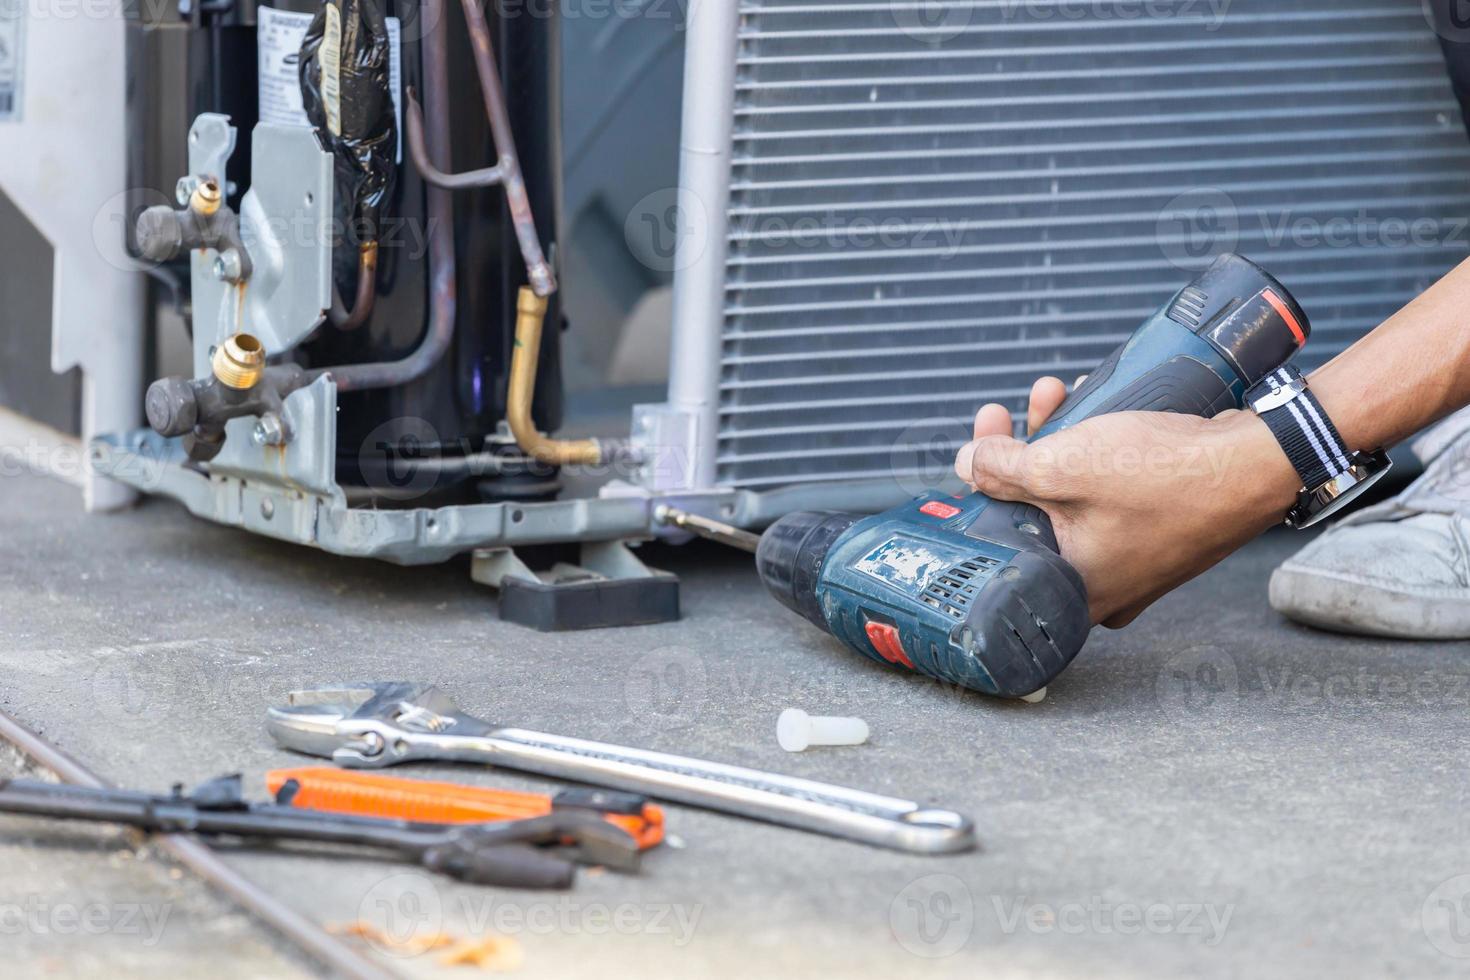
[777,708,870,752]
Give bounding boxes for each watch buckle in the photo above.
[1286,450,1394,529]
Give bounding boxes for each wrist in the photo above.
[1212,409,1304,525]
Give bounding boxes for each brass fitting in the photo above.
[190,179,223,218]
[506,287,603,466]
[212,334,266,390]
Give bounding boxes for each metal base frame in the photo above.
[90,423,936,565]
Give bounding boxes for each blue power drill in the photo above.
[756,254,1310,698]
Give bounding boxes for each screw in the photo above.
[175,176,200,206]
[252,415,286,448]
[777,708,869,753]
[213,250,244,283]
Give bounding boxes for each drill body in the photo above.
[757,254,1311,698]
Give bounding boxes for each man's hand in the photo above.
[955,378,1302,628]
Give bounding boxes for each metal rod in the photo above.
[654,505,762,554]
[319,0,457,393]
[458,0,557,297]
[0,707,396,980]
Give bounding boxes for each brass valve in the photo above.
[211,334,266,390]
[190,178,223,217]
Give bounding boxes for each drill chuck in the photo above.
[756,511,858,628]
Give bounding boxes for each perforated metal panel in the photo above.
[718,0,1470,490]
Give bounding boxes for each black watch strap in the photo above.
[1248,365,1353,491]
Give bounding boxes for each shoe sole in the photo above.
[1269,565,1470,640]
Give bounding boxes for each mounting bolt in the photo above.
[175,176,201,206]
[252,414,287,448]
[213,249,244,283]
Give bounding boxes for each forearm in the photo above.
[1207,259,1470,529]
[1308,256,1470,452]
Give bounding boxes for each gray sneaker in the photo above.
[1269,409,1470,639]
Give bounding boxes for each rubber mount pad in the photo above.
[498,574,681,631]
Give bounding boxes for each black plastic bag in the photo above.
[299,0,397,248]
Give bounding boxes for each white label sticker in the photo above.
[257,7,314,128]
[257,5,402,160]
[321,4,343,136]
[0,5,24,122]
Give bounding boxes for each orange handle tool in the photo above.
[266,768,664,850]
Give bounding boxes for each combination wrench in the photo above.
[266,683,976,855]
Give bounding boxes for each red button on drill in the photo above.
[864,621,916,670]
[919,501,962,520]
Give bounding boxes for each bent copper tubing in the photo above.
[317,0,457,393]
[405,89,504,190]
[328,242,379,331]
[507,287,607,466]
[458,0,557,297]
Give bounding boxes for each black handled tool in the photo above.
[0,775,640,888]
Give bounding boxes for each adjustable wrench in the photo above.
[266,683,976,855]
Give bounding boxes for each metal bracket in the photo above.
[188,115,333,371]
[629,403,701,492]
[207,376,342,500]
[186,114,236,188]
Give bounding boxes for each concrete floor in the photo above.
[3,469,1470,978]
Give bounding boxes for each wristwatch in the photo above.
[1246,365,1392,529]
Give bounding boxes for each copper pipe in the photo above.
[405,89,504,190]
[507,287,604,466]
[458,0,557,297]
[328,241,379,331]
[320,0,456,393]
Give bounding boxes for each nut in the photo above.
[213,249,244,283]
[252,415,287,448]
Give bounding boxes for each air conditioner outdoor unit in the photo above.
[634,0,1470,527]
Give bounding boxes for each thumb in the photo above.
[955,435,1035,502]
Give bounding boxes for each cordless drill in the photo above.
[756,254,1310,698]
